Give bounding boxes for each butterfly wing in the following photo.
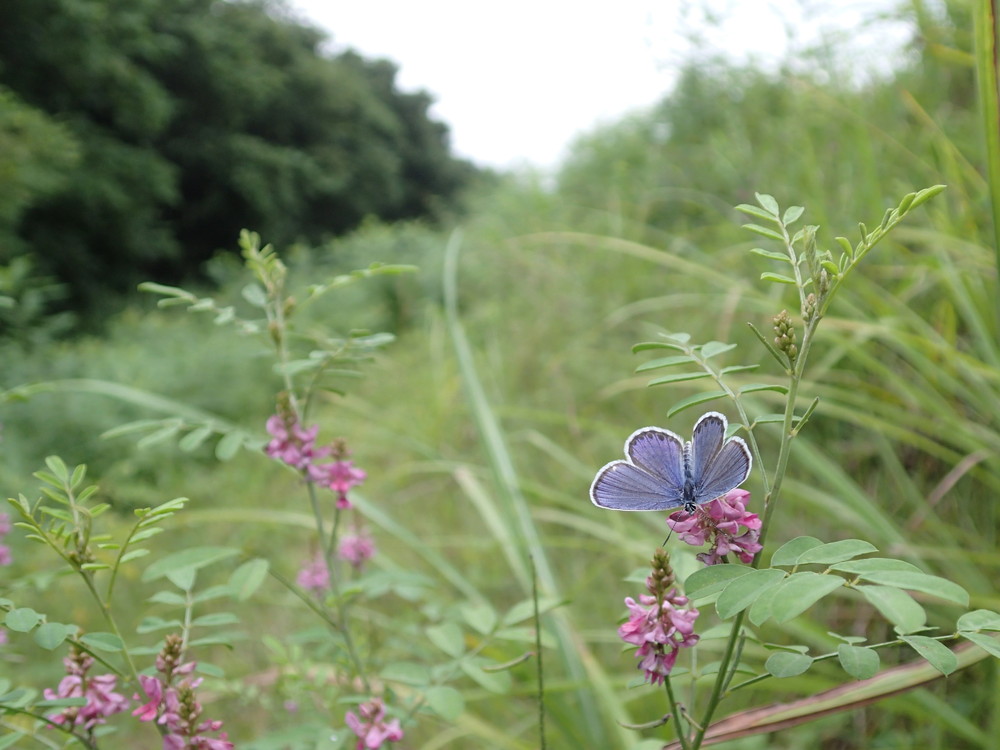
[689,411,727,484]
[691,435,752,504]
[590,427,686,510]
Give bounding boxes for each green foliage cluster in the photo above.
[0,0,474,315]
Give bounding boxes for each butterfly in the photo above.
[590,411,752,513]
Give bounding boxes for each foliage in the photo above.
[0,0,474,315]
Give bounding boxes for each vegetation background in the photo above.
[1,0,999,748]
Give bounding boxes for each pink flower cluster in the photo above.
[265,415,366,508]
[338,529,376,570]
[296,552,330,594]
[0,512,12,565]
[619,592,700,685]
[345,697,404,749]
[667,488,762,565]
[44,649,130,731]
[132,635,232,750]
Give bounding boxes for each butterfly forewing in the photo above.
[689,412,727,485]
[590,427,686,511]
[691,436,752,504]
[625,427,686,489]
[590,460,686,510]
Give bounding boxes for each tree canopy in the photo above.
[0,0,474,314]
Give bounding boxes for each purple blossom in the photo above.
[338,529,376,570]
[345,698,404,749]
[296,552,331,594]
[133,636,232,750]
[619,592,700,685]
[667,488,762,565]
[265,415,367,506]
[44,650,130,730]
[617,548,700,684]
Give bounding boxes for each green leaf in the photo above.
[760,272,797,285]
[379,661,430,686]
[783,205,805,225]
[738,383,789,395]
[736,203,776,221]
[635,355,696,372]
[857,585,927,634]
[33,622,74,650]
[770,537,823,567]
[795,539,878,565]
[137,617,183,634]
[460,660,512,694]
[961,632,1000,658]
[426,622,465,658]
[766,651,813,677]
[715,569,786,620]
[647,372,712,386]
[5,608,40,632]
[770,572,845,623]
[179,426,214,452]
[120,549,151,564]
[747,576,785,626]
[44,456,69,482]
[666,390,727,417]
[136,421,183,450]
[831,558,922,575]
[459,602,498,635]
[229,558,270,601]
[192,613,240,627]
[215,431,245,461]
[142,546,240,583]
[853,571,968,606]
[749,247,792,263]
[632,341,685,353]
[424,685,464,721]
[744,224,785,242]
[700,341,737,359]
[80,632,124,652]
[720,365,759,375]
[901,635,958,675]
[837,644,879,680]
[684,565,753,599]
[957,610,1000,632]
[756,193,780,215]
[148,591,187,606]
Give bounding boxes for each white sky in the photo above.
[285,1,909,170]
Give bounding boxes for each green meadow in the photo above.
[2,2,1000,748]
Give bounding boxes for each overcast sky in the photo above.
[285,1,908,170]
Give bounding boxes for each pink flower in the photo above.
[619,592,700,685]
[265,415,331,470]
[133,674,164,721]
[667,489,762,565]
[0,513,10,535]
[296,552,331,593]
[309,460,366,508]
[44,650,130,729]
[135,637,233,750]
[338,530,376,570]
[345,698,404,749]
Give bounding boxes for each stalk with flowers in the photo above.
[593,188,1000,748]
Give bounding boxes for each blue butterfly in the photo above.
[590,411,752,513]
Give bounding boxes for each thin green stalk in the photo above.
[974,0,1000,277]
[663,671,690,750]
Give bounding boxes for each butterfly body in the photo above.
[590,412,751,513]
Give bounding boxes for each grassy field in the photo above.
[3,3,1000,748]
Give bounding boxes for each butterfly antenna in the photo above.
[661,526,674,548]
